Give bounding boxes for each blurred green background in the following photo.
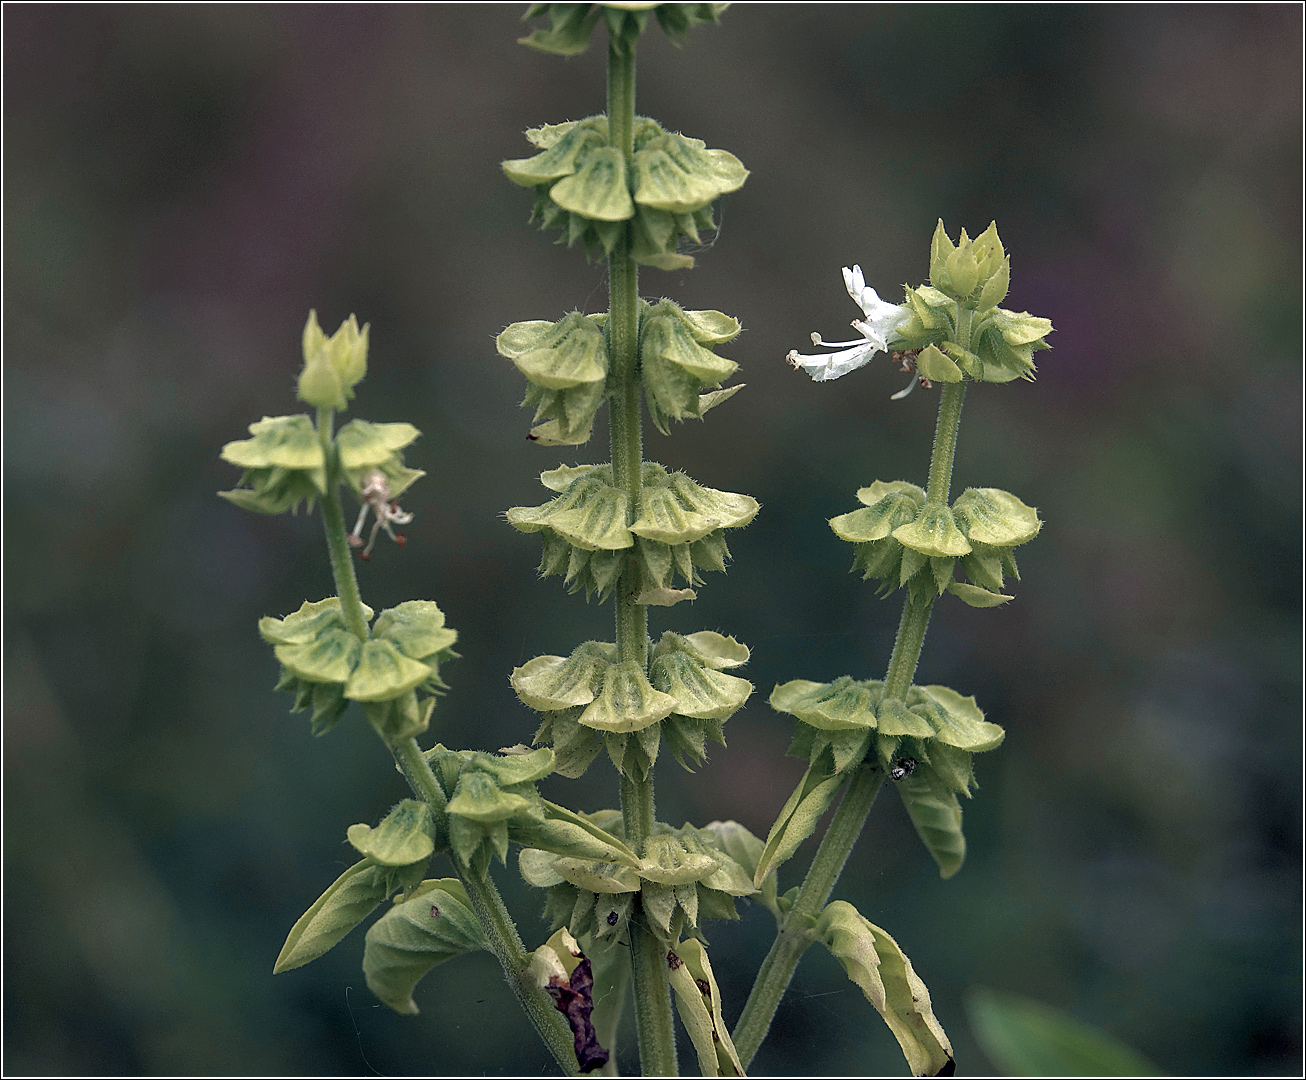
[5,4,1301,1075]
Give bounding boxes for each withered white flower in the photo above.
[348,469,413,560]
[787,264,911,383]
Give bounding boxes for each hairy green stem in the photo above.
[607,36,678,1076]
[316,419,579,1075]
[732,768,885,1068]
[883,586,936,701]
[925,380,967,506]
[316,408,370,641]
[459,860,583,1076]
[735,378,971,1066]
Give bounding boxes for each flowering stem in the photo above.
[606,35,678,1077]
[735,378,970,1065]
[315,413,579,1076]
[925,380,967,506]
[732,767,886,1069]
[883,585,935,701]
[316,408,370,641]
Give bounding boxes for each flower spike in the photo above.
[786,264,910,384]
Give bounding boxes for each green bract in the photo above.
[421,745,637,877]
[503,114,747,270]
[640,300,741,433]
[298,310,369,410]
[519,3,730,59]
[512,631,751,778]
[219,414,326,515]
[500,301,741,444]
[259,598,457,741]
[521,816,760,946]
[830,480,1040,602]
[498,312,609,445]
[508,462,757,604]
[770,676,1003,878]
[336,419,424,499]
[347,799,437,868]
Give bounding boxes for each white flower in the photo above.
[348,469,413,560]
[787,264,911,383]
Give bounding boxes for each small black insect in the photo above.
[607,910,619,926]
[889,757,917,781]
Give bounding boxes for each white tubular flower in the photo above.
[787,264,911,383]
[348,469,414,560]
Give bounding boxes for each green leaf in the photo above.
[650,643,752,721]
[446,769,533,823]
[274,858,426,974]
[361,690,434,745]
[667,939,744,1076]
[511,800,639,864]
[274,628,361,685]
[753,758,848,885]
[893,504,972,558]
[511,642,614,711]
[497,312,608,390]
[769,677,881,731]
[371,600,457,660]
[221,414,324,471]
[517,4,604,56]
[897,770,966,878]
[549,856,642,894]
[577,660,678,733]
[966,988,1164,1077]
[347,799,435,867]
[915,343,963,382]
[678,630,749,669]
[550,145,635,222]
[343,639,432,702]
[637,835,718,886]
[830,489,924,544]
[814,901,954,1076]
[297,349,346,410]
[469,746,557,787]
[640,303,740,431]
[510,475,633,551]
[909,684,1005,752]
[632,133,748,215]
[977,256,1010,309]
[335,419,420,469]
[362,879,489,1014]
[952,487,1041,548]
[993,307,1054,346]
[948,582,1013,607]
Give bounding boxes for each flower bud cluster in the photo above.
[508,463,758,605]
[521,814,763,946]
[220,313,424,558]
[503,116,747,271]
[511,631,752,779]
[893,222,1053,384]
[298,310,368,410]
[260,598,457,742]
[497,300,741,445]
[829,481,1040,604]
